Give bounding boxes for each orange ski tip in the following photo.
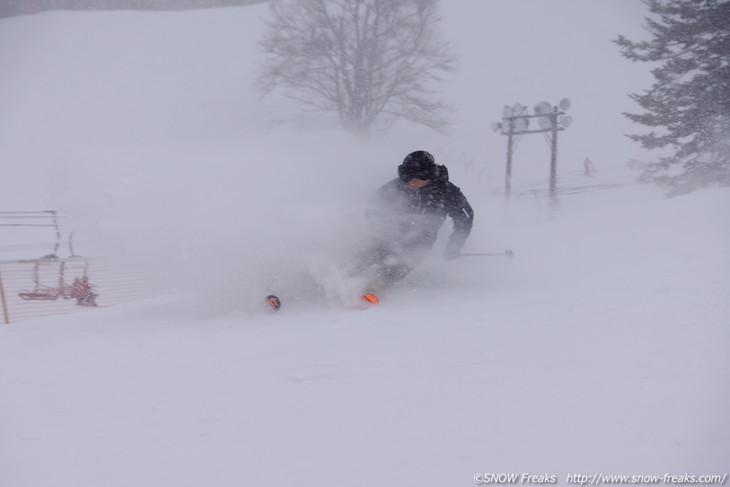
[361,293,379,305]
[265,295,281,310]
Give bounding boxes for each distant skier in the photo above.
[351,150,474,294]
[70,276,98,307]
[583,157,596,176]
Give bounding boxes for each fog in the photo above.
[1,2,728,482]
[0,1,657,306]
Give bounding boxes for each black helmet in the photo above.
[398,150,439,182]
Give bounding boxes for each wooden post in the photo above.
[0,266,10,324]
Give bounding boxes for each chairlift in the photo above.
[18,257,67,300]
[18,230,98,306]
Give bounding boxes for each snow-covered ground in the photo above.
[1,2,728,486]
[1,186,728,486]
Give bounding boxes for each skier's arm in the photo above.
[444,185,474,258]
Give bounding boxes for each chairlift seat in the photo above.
[19,289,61,300]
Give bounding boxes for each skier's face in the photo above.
[406,178,431,190]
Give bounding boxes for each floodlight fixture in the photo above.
[535,101,552,114]
[559,98,572,111]
[515,117,528,132]
[538,115,552,130]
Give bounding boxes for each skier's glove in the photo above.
[443,244,461,261]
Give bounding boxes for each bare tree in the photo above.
[256,0,456,134]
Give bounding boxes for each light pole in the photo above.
[492,99,573,208]
[505,116,515,197]
[549,106,560,207]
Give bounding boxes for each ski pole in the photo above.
[460,249,514,258]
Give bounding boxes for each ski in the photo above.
[361,293,379,305]
[263,292,378,312]
[265,294,282,311]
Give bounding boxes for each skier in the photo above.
[70,276,98,307]
[264,150,474,311]
[352,150,474,297]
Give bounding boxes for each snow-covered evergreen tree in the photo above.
[615,0,730,195]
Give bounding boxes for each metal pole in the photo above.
[549,107,559,208]
[0,267,10,324]
[505,122,514,199]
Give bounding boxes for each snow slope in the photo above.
[1,187,728,486]
[0,2,729,486]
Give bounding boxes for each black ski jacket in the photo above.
[368,168,474,255]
